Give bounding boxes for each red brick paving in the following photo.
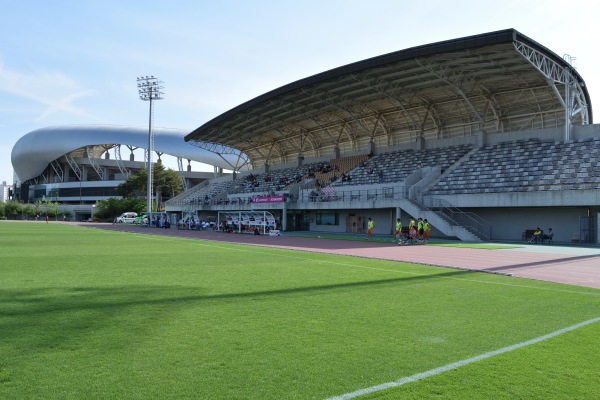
[84,223,600,290]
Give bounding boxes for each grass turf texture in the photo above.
[1,222,599,399]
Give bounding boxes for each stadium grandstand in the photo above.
[10,125,248,221]
[169,28,599,244]
[10,29,598,243]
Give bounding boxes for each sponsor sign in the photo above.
[252,195,285,203]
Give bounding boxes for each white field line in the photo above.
[325,316,600,400]
[104,229,600,297]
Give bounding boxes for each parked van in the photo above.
[115,212,138,223]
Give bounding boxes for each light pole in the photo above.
[562,54,576,142]
[137,76,164,214]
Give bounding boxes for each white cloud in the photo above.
[0,61,99,122]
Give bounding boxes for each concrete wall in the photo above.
[465,206,597,243]
[435,190,600,208]
[308,208,395,235]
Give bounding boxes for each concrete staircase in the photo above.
[404,150,491,242]
[400,199,484,242]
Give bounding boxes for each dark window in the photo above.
[316,211,338,225]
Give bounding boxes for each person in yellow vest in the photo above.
[529,227,543,244]
[393,218,402,242]
[417,218,424,241]
[423,219,431,243]
[408,217,416,244]
[366,217,375,240]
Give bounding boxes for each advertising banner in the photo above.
[252,195,285,203]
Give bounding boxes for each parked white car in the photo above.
[115,212,138,223]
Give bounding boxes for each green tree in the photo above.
[95,197,146,221]
[0,201,5,219]
[23,203,36,219]
[116,169,147,198]
[154,163,182,210]
[34,200,43,217]
[45,200,59,218]
[5,200,22,219]
[116,164,182,210]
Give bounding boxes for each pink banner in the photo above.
[252,195,285,203]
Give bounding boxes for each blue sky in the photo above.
[1,0,598,184]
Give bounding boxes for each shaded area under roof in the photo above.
[186,29,592,170]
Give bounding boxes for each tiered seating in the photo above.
[338,145,472,185]
[231,166,307,194]
[429,138,600,195]
[181,179,240,204]
[230,155,371,193]
[331,154,369,171]
[313,154,369,185]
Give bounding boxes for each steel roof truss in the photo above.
[191,138,237,155]
[515,40,589,125]
[305,114,338,146]
[300,87,375,146]
[241,135,271,159]
[50,160,64,183]
[351,73,423,133]
[65,154,82,181]
[86,146,105,180]
[176,157,188,192]
[113,145,130,177]
[416,57,485,129]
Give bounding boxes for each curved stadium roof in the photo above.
[185,29,592,169]
[12,125,248,182]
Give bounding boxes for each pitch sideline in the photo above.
[326,316,600,399]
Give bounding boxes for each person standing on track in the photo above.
[408,217,415,236]
[393,218,402,242]
[408,217,416,244]
[423,219,431,243]
[366,217,375,240]
[417,217,424,242]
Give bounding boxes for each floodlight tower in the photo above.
[562,54,576,142]
[137,76,164,214]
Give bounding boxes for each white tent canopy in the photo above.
[218,210,277,234]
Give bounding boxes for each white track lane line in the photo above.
[325,316,600,400]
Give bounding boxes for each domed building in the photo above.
[11,124,249,220]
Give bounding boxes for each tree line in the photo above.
[1,164,183,221]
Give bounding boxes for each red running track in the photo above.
[85,223,600,290]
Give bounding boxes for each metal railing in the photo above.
[421,197,491,240]
[166,185,409,208]
[298,186,407,203]
[165,180,210,206]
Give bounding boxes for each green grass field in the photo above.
[1,222,599,399]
